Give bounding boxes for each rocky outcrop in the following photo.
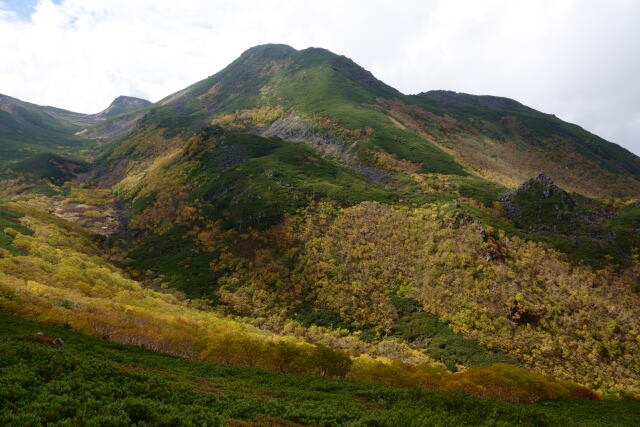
[261,115,349,156]
[499,172,579,232]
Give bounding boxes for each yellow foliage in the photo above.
[210,201,640,394]
[211,105,285,130]
[1,200,630,401]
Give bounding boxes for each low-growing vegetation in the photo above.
[2,313,639,426]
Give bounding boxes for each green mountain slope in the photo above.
[116,44,640,198]
[8,152,88,185]
[87,44,640,289]
[0,93,151,193]
[99,126,395,296]
[2,202,613,406]
[0,94,92,168]
[401,90,640,196]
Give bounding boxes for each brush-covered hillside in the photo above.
[4,314,640,426]
[1,43,640,423]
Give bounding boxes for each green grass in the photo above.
[264,50,468,175]
[1,312,639,426]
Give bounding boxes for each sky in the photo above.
[0,0,638,154]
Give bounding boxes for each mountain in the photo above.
[0,94,151,192]
[44,95,151,125]
[94,44,640,197]
[104,44,466,175]
[407,90,640,197]
[91,95,151,120]
[0,93,90,167]
[88,43,640,272]
[1,43,640,420]
[0,93,150,169]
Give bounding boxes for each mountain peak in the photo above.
[96,95,150,119]
[109,95,150,106]
[157,43,400,118]
[105,95,150,110]
[239,44,297,60]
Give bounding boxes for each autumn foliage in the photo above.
[196,201,640,396]
[0,202,615,403]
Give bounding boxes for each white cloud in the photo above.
[0,0,638,154]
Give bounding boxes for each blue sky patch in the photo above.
[1,0,62,20]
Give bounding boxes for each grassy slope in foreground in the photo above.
[1,313,639,427]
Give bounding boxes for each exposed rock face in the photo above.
[261,115,349,156]
[499,172,578,232]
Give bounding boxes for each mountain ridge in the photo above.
[42,94,151,125]
[86,43,640,197]
[3,43,639,197]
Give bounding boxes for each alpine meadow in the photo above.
[1,41,640,426]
